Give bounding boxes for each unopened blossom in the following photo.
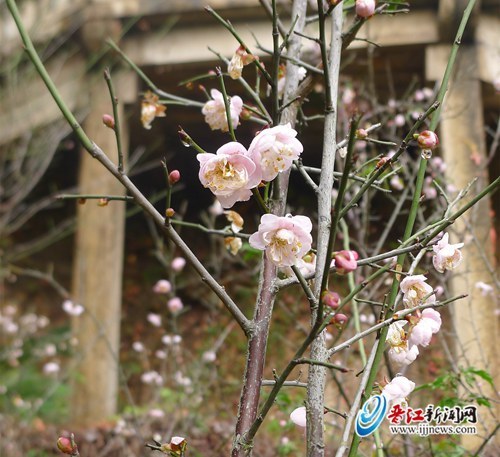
[141,91,166,130]
[148,409,165,418]
[171,257,186,272]
[432,233,464,273]
[416,130,439,150]
[141,370,163,386]
[172,335,182,344]
[248,123,304,182]
[322,290,340,310]
[249,214,313,267]
[388,344,419,367]
[153,279,172,294]
[162,335,173,345]
[168,170,181,185]
[197,142,261,208]
[57,436,78,455]
[475,281,494,296]
[164,436,187,453]
[167,297,184,313]
[382,376,415,404]
[147,313,162,327]
[43,361,60,375]
[394,113,405,127]
[202,89,243,132]
[155,349,167,359]
[225,236,243,255]
[290,406,307,427]
[227,45,255,79]
[408,308,441,348]
[225,210,244,233]
[356,0,376,18]
[333,250,359,275]
[62,300,84,317]
[202,350,217,363]
[400,275,436,308]
[132,341,145,352]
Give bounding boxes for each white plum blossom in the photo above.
[249,214,313,267]
[408,308,441,348]
[153,279,172,294]
[248,124,303,182]
[162,335,173,345]
[132,342,145,352]
[386,321,407,348]
[224,236,243,255]
[282,253,317,278]
[147,313,162,327]
[172,335,182,344]
[43,361,60,375]
[197,142,262,208]
[290,406,307,427]
[148,409,165,418]
[171,257,186,272]
[62,300,84,317]
[202,350,217,363]
[400,275,436,308]
[382,376,415,404]
[141,370,163,386]
[202,89,243,132]
[388,344,419,367]
[432,233,464,273]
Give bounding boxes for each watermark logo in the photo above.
[355,398,478,437]
[355,394,388,437]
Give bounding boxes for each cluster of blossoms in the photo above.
[198,123,303,208]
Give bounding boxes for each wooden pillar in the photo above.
[70,78,127,426]
[437,46,498,452]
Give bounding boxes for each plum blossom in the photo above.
[202,350,217,362]
[290,406,307,427]
[282,253,317,278]
[147,313,162,327]
[202,89,243,132]
[167,297,184,313]
[197,142,261,208]
[224,236,243,255]
[248,123,303,182]
[141,91,166,130]
[400,275,436,308]
[356,0,376,18]
[132,342,145,352]
[43,361,60,375]
[432,233,464,273]
[388,344,419,366]
[62,300,84,317]
[249,214,313,267]
[382,376,415,404]
[416,130,439,150]
[333,250,359,275]
[225,210,244,233]
[171,257,186,272]
[475,281,494,296]
[153,279,172,294]
[141,370,163,386]
[277,65,307,98]
[408,308,441,348]
[227,45,255,79]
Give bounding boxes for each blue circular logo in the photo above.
[355,394,388,437]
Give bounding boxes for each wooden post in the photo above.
[70,78,127,426]
[438,46,498,453]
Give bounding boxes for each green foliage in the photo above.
[431,438,467,457]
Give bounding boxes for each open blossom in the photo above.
[432,233,464,273]
[388,344,419,367]
[249,214,313,267]
[43,361,60,375]
[225,210,244,233]
[333,250,359,275]
[400,275,436,308]
[282,253,317,278]
[202,89,243,132]
[224,236,243,255]
[408,308,441,348]
[198,142,261,208]
[356,0,376,18]
[475,281,494,296]
[167,297,184,313]
[248,124,303,182]
[382,376,415,404]
[290,406,307,427]
[141,91,166,129]
[153,279,172,294]
[277,65,307,98]
[141,370,163,386]
[147,313,162,327]
[228,45,255,79]
[62,300,84,317]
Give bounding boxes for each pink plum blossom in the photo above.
[475,281,494,296]
[400,275,436,308]
[147,313,162,327]
[249,214,313,267]
[167,297,184,313]
[356,0,376,18]
[382,376,415,404]
[408,308,441,348]
[153,279,172,294]
[62,300,84,317]
[43,361,60,375]
[290,406,307,427]
[141,370,163,386]
[132,341,145,352]
[322,290,341,309]
[197,142,262,208]
[248,124,303,182]
[432,233,464,273]
[333,250,359,275]
[171,257,186,272]
[202,89,243,132]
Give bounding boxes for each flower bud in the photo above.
[57,436,78,455]
[333,250,359,275]
[333,313,348,326]
[97,198,108,207]
[102,114,115,129]
[240,108,252,121]
[322,291,340,310]
[166,208,175,218]
[168,170,181,185]
[356,0,376,18]
[415,130,439,150]
[356,128,368,139]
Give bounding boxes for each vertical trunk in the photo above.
[439,46,498,453]
[71,79,127,426]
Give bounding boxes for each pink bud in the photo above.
[322,291,340,309]
[102,114,115,129]
[356,0,376,18]
[167,297,184,313]
[166,208,175,218]
[57,436,78,455]
[356,128,368,139]
[333,250,359,275]
[333,313,348,326]
[416,130,439,150]
[168,170,181,185]
[171,257,186,272]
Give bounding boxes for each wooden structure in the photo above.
[1,0,498,450]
